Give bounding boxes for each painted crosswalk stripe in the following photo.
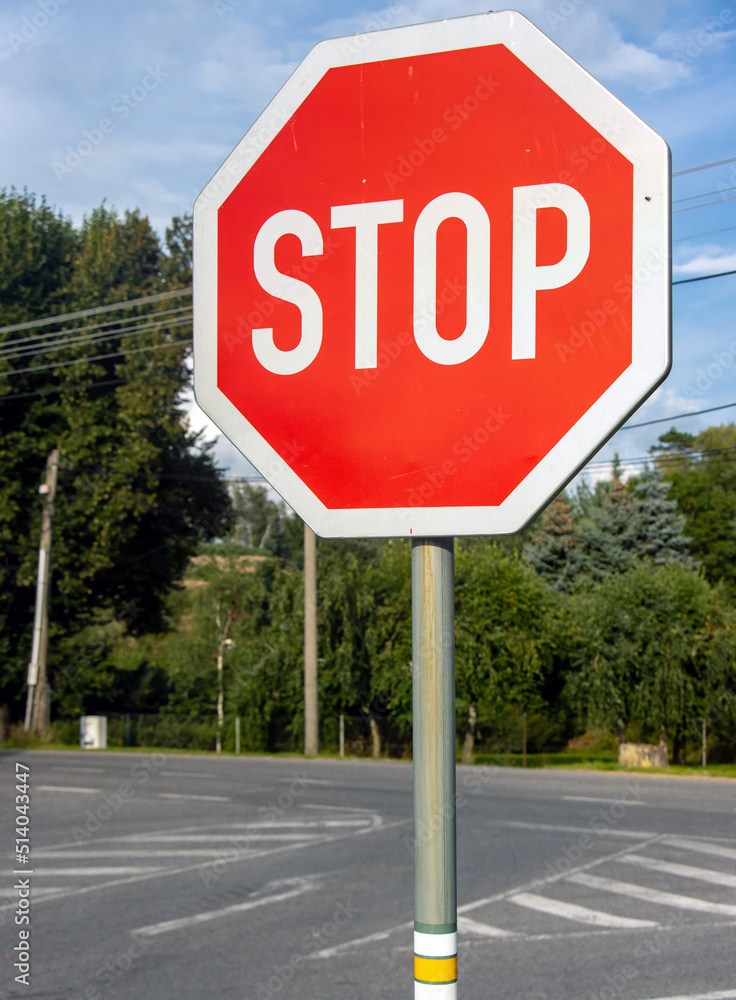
[158,793,230,802]
[569,871,736,916]
[0,867,164,877]
[619,853,736,888]
[159,771,216,777]
[635,991,736,1000]
[509,891,657,928]
[35,849,238,858]
[133,877,319,936]
[563,796,646,806]
[35,785,100,793]
[134,833,324,842]
[457,915,514,938]
[665,836,736,862]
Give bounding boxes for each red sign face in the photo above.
[195,12,669,537]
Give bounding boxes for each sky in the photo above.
[2,0,736,494]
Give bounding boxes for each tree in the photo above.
[522,494,584,593]
[566,563,736,762]
[455,540,559,762]
[655,424,736,597]
[0,193,231,722]
[525,461,691,590]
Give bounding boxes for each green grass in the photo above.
[470,748,736,777]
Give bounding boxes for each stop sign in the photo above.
[194,10,670,537]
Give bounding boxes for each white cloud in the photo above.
[673,251,736,277]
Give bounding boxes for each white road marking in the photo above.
[159,771,216,777]
[665,836,736,862]
[34,849,241,858]
[301,804,377,813]
[311,922,411,959]
[457,915,514,938]
[280,778,340,785]
[135,833,325,842]
[310,835,668,961]
[563,796,646,806]
[619,853,736,888]
[509,891,657,928]
[133,877,320,936]
[497,820,652,839]
[1,810,389,912]
[0,887,65,899]
[51,766,104,773]
[0,867,164,876]
[193,819,371,831]
[569,871,736,916]
[635,992,736,1000]
[35,785,101,793]
[158,793,230,802]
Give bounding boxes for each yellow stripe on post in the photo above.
[414,954,458,984]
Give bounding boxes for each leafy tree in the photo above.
[566,563,736,762]
[655,424,736,596]
[0,193,231,722]
[455,540,560,761]
[229,482,294,557]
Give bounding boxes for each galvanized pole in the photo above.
[412,537,457,999]
[304,522,319,756]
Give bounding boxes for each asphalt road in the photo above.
[1,749,735,1000]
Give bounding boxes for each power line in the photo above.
[622,401,736,430]
[0,287,192,336]
[673,185,736,205]
[673,268,736,286]
[0,304,191,353]
[0,312,192,362]
[673,225,736,244]
[0,337,191,379]
[673,154,736,177]
[673,193,736,214]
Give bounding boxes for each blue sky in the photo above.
[2,0,736,487]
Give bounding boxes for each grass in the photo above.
[471,748,736,777]
[3,737,735,776]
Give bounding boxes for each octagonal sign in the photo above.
[194,10,670,538]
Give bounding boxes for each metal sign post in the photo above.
[412,537,457,998]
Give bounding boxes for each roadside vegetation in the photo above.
[1,190,735,772]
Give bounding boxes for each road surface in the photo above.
[1,749,735,1000]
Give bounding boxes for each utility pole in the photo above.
[25,448,60,736]
[304,522,319,756]
[215,608,233,753]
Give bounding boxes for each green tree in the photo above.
[0,194,230,722]
[455,540,560,762]
[522,494,584,593]
[655,424,736,596]
[566,563,736,762]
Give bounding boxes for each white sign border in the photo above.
[194,9,671,538]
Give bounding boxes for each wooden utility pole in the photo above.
[304,523,319,756]
[25,448,60,736]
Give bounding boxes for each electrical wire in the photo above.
[673,268,736,285]
[0,312,192,362]
[673,185,736,204]
[673,154,736,177]
[0,305,191,354]
[0,337,191,379]
[673,194,736,214]
[673,225,736,243]
[0,286,191,336]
